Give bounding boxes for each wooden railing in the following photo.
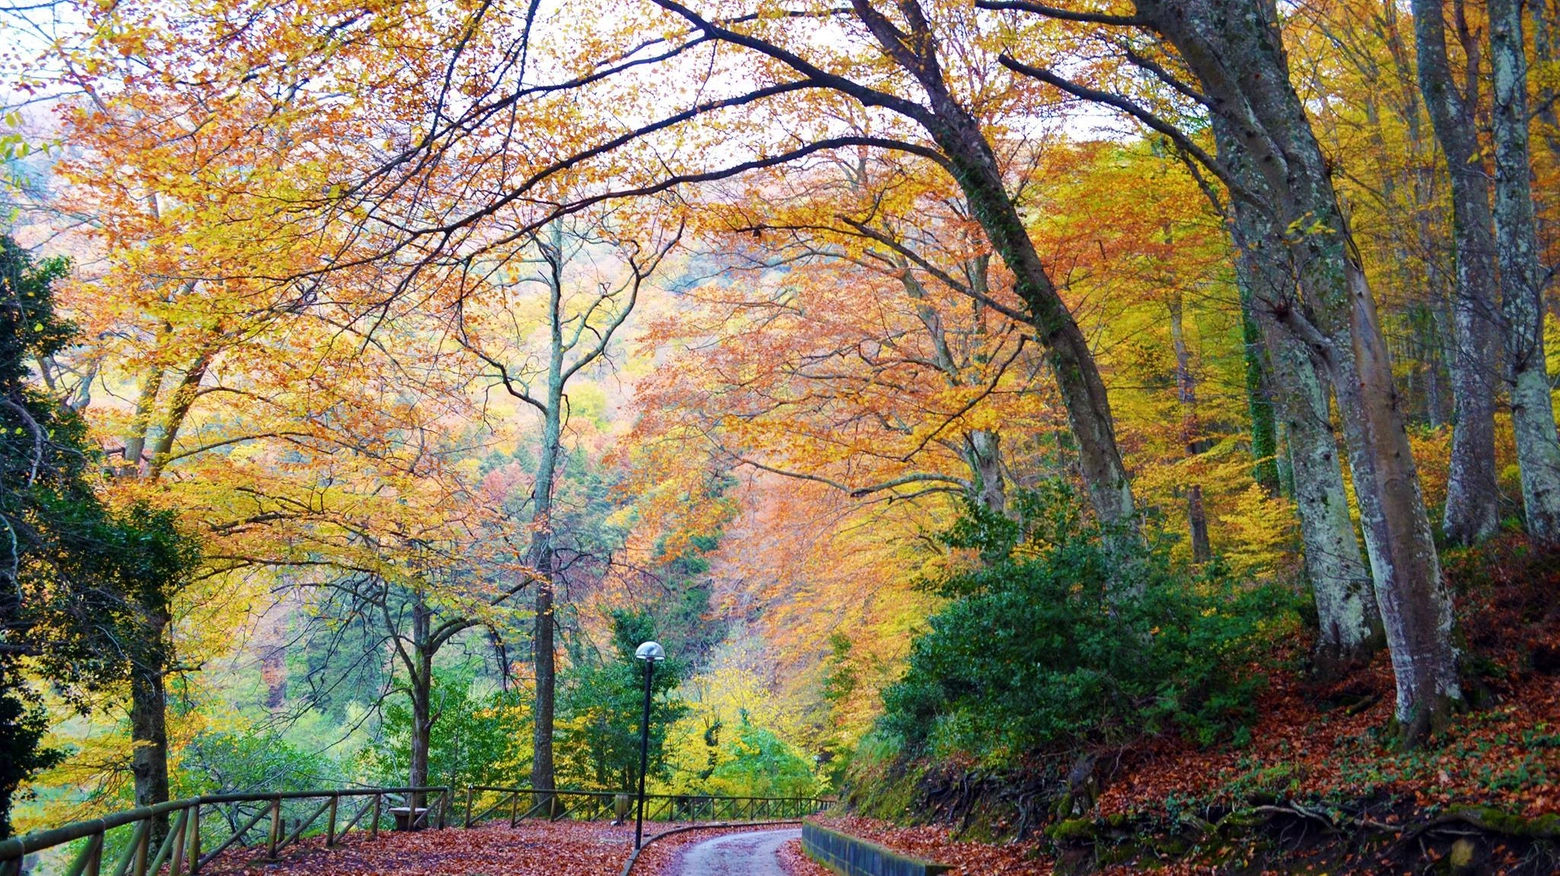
[1,784,829,876]
[462,786,829,827]
[0,786,451,876]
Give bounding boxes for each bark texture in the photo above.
[1224,161,1381,674]
[1490,0,1560,544]
[407,596,433,803]
[1412,0,1502,544]
[1136,0,1460,736]
[1168,289,1211,562]
[129,606,171,845]
[527,227,568,797]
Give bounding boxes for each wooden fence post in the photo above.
[188,803,201,875]
[463,787,474,829]
[85,832,103,876]
[267,798,281,860]
[133,817,150,876]
[170,807,189,876]
[326,795,339,848]
[371,794,381,841]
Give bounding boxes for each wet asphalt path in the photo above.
[669,827,800,876]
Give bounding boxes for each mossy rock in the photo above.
[1047,817,1097,843]
[1150,835,1190,857]
[1459,806,1560,838]
[1215,809,1265,835]
[1096,841,1148,868]
[851,763,930,821]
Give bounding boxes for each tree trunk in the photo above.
[1225,168,1381,674]
[146,350,215,480]
[530,566,555,794]
[962,430,1007,515]
[1273,331,1383,674]
[529,223,567,798]
[1530,0,1560,162]
[129,652,170,844]
[1168,289,1211,562]
[1491,0,1560,544]
[901,263,1010,517]
[407,596,433,809]
[1412,0,1502,545]
[408,675,431,793]
[938,134,1135,528]
[121,368,164,478]
[1140,0,1460,736]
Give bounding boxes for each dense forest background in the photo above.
[2,0,1559,855]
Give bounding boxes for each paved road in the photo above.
[671,828,800,876]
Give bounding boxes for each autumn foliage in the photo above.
[3,0,1560,872]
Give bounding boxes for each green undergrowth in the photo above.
[835,533,1560,873]
[877,484,1298,766]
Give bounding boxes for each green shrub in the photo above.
[879,484,1295,764]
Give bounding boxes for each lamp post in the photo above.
[633,640,665,849]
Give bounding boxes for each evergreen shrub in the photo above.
[879,483,1296,764]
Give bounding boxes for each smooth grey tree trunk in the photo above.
[488,219,650,798]
[962,430,1007,515]
[1491,0,1560,544]
[1220,139,1381,673]
[1168,289,1211,562]
[1412,0,1502,544]
[1135,0,1460,737]
[528,224,568,798]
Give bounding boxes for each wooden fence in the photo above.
[0,787,450,876]
[2,785,829,876]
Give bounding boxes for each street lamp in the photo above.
[633,640,666,849]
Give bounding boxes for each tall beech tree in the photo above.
[988,0,1458,734]
[457,213,678,794]
[1143,0,1457,735]
[1217,123,1383,675]
[1411,0,1502,544]
[0,237,201,838]
[1490,0,1560,544]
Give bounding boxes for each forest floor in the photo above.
[195,821,629,876]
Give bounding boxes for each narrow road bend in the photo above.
[669,827,801,876]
